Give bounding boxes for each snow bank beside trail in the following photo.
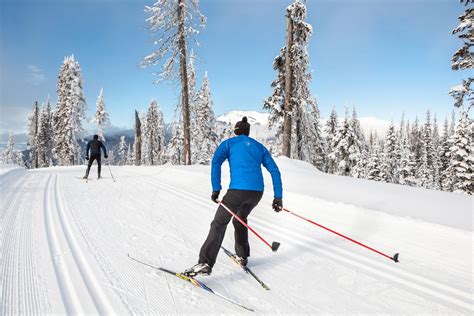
[0,164,23,176]
[275,158,472,231]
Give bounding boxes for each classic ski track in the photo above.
[1,173,37,314]
[43,173,84,314]
[139,175,473,312]
[52,174,116,314]
[60,175,167,314]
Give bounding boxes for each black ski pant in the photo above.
[86,154,101,177]
[199,189,263,267]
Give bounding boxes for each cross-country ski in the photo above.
[128,254,254,312]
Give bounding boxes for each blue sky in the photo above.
[0,0,467,134]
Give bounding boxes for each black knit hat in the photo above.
[234,116,250,136]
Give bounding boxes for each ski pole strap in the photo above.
[282,208,398,262]
[218,201,280,252]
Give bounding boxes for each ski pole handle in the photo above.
[218,201,280,252]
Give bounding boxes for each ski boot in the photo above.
[183,263,212,277]
[234,255,248,267]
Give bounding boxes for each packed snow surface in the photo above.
[1,158,472,314]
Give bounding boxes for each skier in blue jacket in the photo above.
[184,117,283,277]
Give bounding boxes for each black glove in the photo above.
[272,198,283,212]
[104,155,108,159]
[85,156,89,160]
[211,191,220,203]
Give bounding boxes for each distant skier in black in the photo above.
[84,135,108,179]
[184,117,283,277]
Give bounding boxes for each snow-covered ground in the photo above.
[1,158,472,314]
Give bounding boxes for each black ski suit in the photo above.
[85,139,107,177]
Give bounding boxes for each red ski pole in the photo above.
[218,201,280,252]
[282,207,399,262]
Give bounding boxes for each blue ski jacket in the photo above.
[211,135,282,198]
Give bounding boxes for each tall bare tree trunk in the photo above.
[282,14,294,158]
[135,110,142,165]
[178,0,192,165]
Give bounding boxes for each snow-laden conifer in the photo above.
[53,55,86,165]
[325,107,338,173]
[192,72,219,164]
[142,0,206,165]
[27,101,40,168]
[93,88,110,141]
[144,100,165,165]
[36,98,53,168]
[446,110,473,194]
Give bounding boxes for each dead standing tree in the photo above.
[142,0,205,165]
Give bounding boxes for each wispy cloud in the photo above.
[27,65,46,86]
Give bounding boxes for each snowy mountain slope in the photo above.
[1,160,472,314]
[216,110,392,138]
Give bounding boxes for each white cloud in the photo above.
[27,64,46,86]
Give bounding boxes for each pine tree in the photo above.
[6,131,15,164]
[192,72,219,164]
[53,55,86,165]
[144,100,165,165]
[331,107,360,176]
[142,0,206,165]
[264,0,317,160]
[410,116,422,165]
[36,97,54,168]
[431,115,442,189]
[450,1,473,112]
[384,122,398,183]
[134,110,142,165]
[398,133,416,186]
[446,110,473,194]
[300,102,326,170]
[366,142,383,182]
[164,118,184,165]
[93,88,110,141]
[27,101,40,168]
[416,111,435,188]
[126,144,133,165]
[439,117,452,190]
[325,107,338,173]
[118,135,127,165]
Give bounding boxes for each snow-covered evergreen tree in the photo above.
[93,88,110,141]
[164,117,184,165]
[27,101,40,168]
[351,106,366,152]
[36,97,53,168]
[331,107,360,176]
[118,135,127,165]
[192,72,219,164]
[398,133,416,186]
[439,117,452,190]
[142,0,206,165]
[144,100,165,165]
[325,107,338,173]
[264,0,319,161]
[384,122,398,183]
[410,117,422,165]
[431,115,442,189]
[53,55,86,165]
[445,110,473,194]
[6,131,15,164]
[450,1,473,112]
[126,144,133,165]
[300,102,326,170]
[366,142,383,182]
[416,111,435,188]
